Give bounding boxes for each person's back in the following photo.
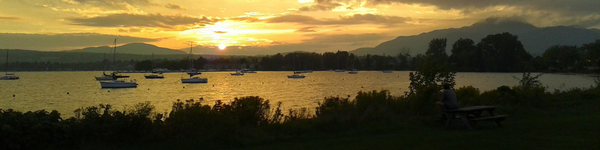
[441,88,459,110]
[436,83,459,121]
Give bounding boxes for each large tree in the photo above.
[425,38,448,65]
[477,32,532,72]
[542,45,581,71]
[582,40,600,72]
[449,38,482,71]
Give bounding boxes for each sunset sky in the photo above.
[1,0,599,54]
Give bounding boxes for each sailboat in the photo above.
[0,50,19,80]
[99,39,138,88]
[145,53,164,79]
[348,69,358,74]
[181,43,207,83]
[230,70,244,76]
[348,58,358,74]
[96,53,130,80]
[287,55,305,79]
[334,54,345,72]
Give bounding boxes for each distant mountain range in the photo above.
[350,19,600,56]
[65,43,187,55]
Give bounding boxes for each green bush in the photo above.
[455,86,481,106]
[407,84,441,115]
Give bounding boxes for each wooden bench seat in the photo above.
[469,115,507,128]
[469,115,507,121]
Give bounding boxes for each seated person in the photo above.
[436,83,459,120]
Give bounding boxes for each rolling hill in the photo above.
[65,43,187,55]
[350,19,600,56]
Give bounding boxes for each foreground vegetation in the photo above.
[1,82,599,150]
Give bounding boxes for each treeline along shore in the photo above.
[2,32,600,73]
[2,53,600,149]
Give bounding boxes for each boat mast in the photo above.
[151,53,154,72]
[189,42,193,70]
[5,50,8,75]
[102,53,107,75]
[113,38,117,73]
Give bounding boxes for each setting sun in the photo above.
[218,43,227,50]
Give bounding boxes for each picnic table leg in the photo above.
[459,114,475,130]
[495,120,503,127]
[443,113,453,129]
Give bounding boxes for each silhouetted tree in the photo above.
[449,38,482,71]
[582,40,600,72]
[425,38,448,66]
[542,45,581,71]
[477,32,532,72]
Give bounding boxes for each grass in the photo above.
[3,88,599,150]
[246,110,599,150]
[91,103,599,150]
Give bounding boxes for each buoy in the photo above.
[67,92,69,94]
[108,90,110,92]
[148,88,150,90]
[13,94,15,97]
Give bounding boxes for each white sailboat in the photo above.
[348,69,358,74]
[145,53,164,79]
[230,70,244,76]
[288,55,305,79]
[348,59,358,74]
[99,39,137,88]
[96,54,130,80]
[1,50,19,80]
[182,43,207,83]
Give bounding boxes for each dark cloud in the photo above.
[296,27,318,32]
[0,33,157,51]
[117,28,142,33]
[228,17,261,22]
[70,0,155,7]
[165,3,187,10]
[67,13,218,28]
[299,0,600,16]
[267,14,410,25]
[0,16,19,20]
[267,15,317,23]
[370,0,600,15]
[299,0,342,11]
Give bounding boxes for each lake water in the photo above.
[0,71,596,117]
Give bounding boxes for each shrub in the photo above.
[455,86,481,106]
[222,96,272,126]
[406,57,456,115]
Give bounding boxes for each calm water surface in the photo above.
[0,71,595,117]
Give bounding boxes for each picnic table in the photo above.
[443,106,507,130]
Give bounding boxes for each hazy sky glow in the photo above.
[1,0,599,53]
